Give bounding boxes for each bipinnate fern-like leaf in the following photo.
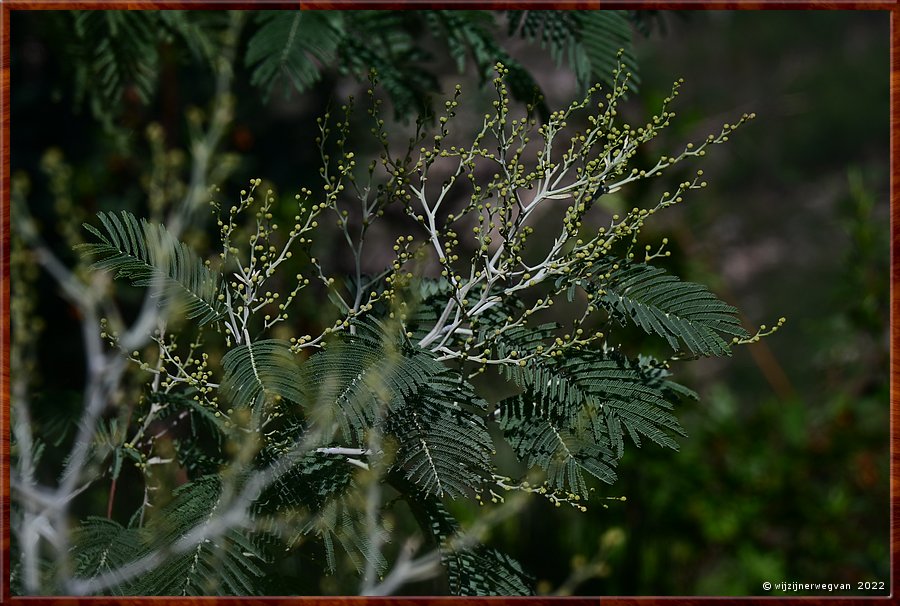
[255,449,384,576]
[444,545,533,596]
[401,490,533,596]
[150,391,227,478]
[257,451,354,514]
[130,476,268,596]
[506,10,580,67]
[157,11,221,67]
[577,11,640,90]
[71,477,267,596]
[387,370,493,498]
[300,332,414,440]
[507,10,639,93]
[594,262,749,356]
[79,211,226,325]
[150,390,228,437]
[246,11,343,100]
[70,12,160,119]
[300,328,432,432]
[495,327,622,497]
[72,518,145,595]
[67,11,225,124]
[426,10,545,117]
[301,497,389,577]
[253,440,388,576]
[60,10,649,125]
[220,339,304,409]
[339,12,436,117]
[494,328,691,482]
[499,396,617,498]
[560,351,689,457]
[302,326,493,498]
[635,354,701,402]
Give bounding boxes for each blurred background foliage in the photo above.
[11,10,889,596]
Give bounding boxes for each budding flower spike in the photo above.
[58,39,778,597]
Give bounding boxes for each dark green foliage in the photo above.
[594,262,750,356]
[246,11,344,101]
[427,11,498,74]
[339,12,438,117]
[386,369,493,498]
[446,546,533,596]
[499,394,617,498]
[151,391,227,478]
[130,476,268,596]
[426,11,545,115]
[257,451,354,513]
[302,328,493,499]
[70,12,160,120]
[561,351,690,457]
[72,518,145,595]
[577,12,641,90]
[254,451,375,575]
[408,495,533,596]
[243,10,642,114]
[61,9,649,122]
[151,390,228,437]
[171,439,225,480]
[67,11,223,126]
[300,331,420,441]
[508,10,640,93]
[498,340,694,494]
[507,10,581,66]
[73,477,268,596]
[79,211,226,325]
[303,498,388,577]
[157,11,220,66]
[220,339,304,409]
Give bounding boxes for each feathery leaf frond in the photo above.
[257,451,354,514]
[429,10,545,116]
[507,10,639,93]
[387,370,493,498]
[79,211,226,325]
[499,395,617,497]
[594,262,749,356]
[302,327,493,497]
[71,477,268,596]
[562,350,689,457]
[406,495,533,596]
[254,441,380,575]
[497,342,691,481]
[299,328,437,436]
[131,476,268,596]
[334,12,437,117]
[72,518,145,595]
[577,11,640,90]
[301,497,389,577]
[71,12,160,118]
[246,11,343,100]
[220,339,303,409]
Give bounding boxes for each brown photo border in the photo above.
[0,1,895,603]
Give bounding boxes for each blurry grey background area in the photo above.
[11,10,889,595]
